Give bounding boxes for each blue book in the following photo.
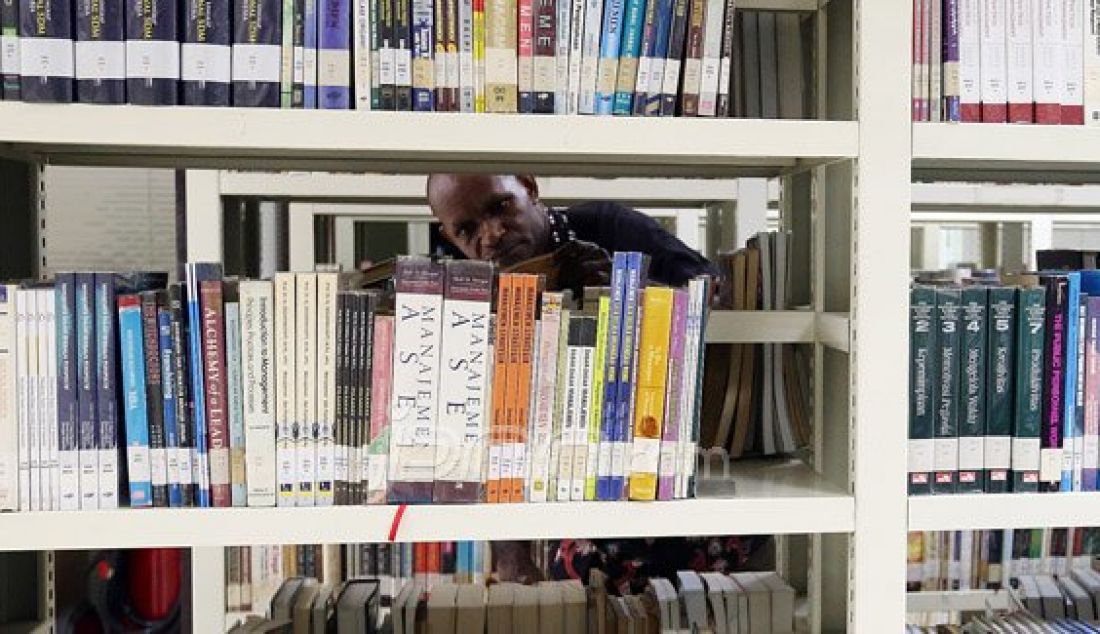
[185,262,223,507]
[94,273,120,509]
[181,0,232,105]
[612,252,648,499]
[611,0,647,114]
[125,0,179,104]
[1080,271,1100,490]
[594,0,626,114]
[118,294,152,508]
[18,0,74,101]
[75,273,99,510]
[410,0,434,110]
[597,252,628,500]
[304,0,318,107]
[55,274,80,510]
[231,0,283,106]
[642,0,671,115]
[75,0,125,103]
[1062,271,1081,491]
[158,305,182,507]
[318,0,351,107]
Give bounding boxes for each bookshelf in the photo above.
[0,0,912,631]
[909,494,1100,533]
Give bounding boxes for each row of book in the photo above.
[907,267,1100,495]
[911,0,1100,124]
[906,528,1100,593]
[0,252,711,512]
[908,614,1100,634]
[703,230,811,460]
[230,567,797,633]
[1,0,808,119]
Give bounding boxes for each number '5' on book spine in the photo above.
[984,285,1014,494]
[19,0,74,101]
[118,294,152,508]
[75,0,126,102]
[233,0,283,106]
[125,0,179,104]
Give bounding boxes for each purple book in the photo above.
[318,0,350,108]
[943,0,960,121]
[657,288,687,501]
[1040,275,1069,493]
[54,274,79,510]
[1083,295,1100,491]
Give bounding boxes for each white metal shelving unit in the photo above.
[0,0,914,631]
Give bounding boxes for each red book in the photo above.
[199,279,231,507]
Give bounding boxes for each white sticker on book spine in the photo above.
[126,40,181,79]
[1040,447,1064,482]
[631,438,660,474]
[958,436,985,470]
[20,38,74,78]
[933,438,959,470]
[984,436,1011,469]
[75,41,125,80]
[318,50,351,85]
[395,49,412,85]
[1,36,19,74]
[1012,437,1040,470]
[181,43,231,82]
[232,44,282,82]
[908,438,934,473]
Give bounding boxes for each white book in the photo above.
[697,0,725,115]
[353,0,372,109]
[555,0,573,113]
[241,281,277,507]
[772,233,796,453]
[0,286,17,512]
[528,294,563,502]
[459,0,475,111]
[42,289,59,511]
[295,272,318,506]
[959,0,982,119]
[1007,0,1034,120]
[1086,0,1100,123]
[1033,0,1064,121]
[557,326,581,502]
[1063,0,1085,122]
[578,0,605,112]
[389,257,444,502]
[315,272,337,506]
[571,323,595,501]
[677,279,705,498]
[547,307,570,501]
[566,0,585,113]
[274,273,297,507]
[28,290,41,511]
[981,0,1009,120]
[433,261,492,501]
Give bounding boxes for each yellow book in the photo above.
[585,294,610,500]
[628,287,674,501]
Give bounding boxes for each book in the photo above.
[117,294,152,507]
[274,273,297,506]
[1040,274,1069,492]
[140,291,169,507]
[1011,285,1045,493]
[612,0,647,114]
[678,0,705,115]
[597,254,627,500]
[157,299,182,507]
[528,291,564,502]
[411,0,435,110]
[1062,271,1082,491]
[233,0,283,106]
[367,312,392,504]
[959,0,981,121]
[225,287,248,506]
[532,0,554,113]
[659,0,688,115]
[594,0,625,114]
[984,285,1015,493]
[642,0,671,115]
[295,273,318,505]
[19,0,74,101]
[1087,0,1100,124]
[909,285,936,495]
[125,0,179,104]
[168,283,197,506]
[980,0,1008,121]
[199,280,232,507]
[556,0,575,114]
[304,0,319,107]
[0,286,15,512]
[484,0,516,110]
[319,0,351,107]
[0,0,18,99]
[181,0,232,105]
[695,0,723,116]
[75,0,125,102]
[1033,0,1063,123]
[933,287,962,494]
[1063,0,1085,123]
[1006,0,1033,122]
[517,0,534,111]
[957,286,988,493]
[54,275,79,510]
[585,291,610,500]
[315,273,338,505]
[628,287,672,501]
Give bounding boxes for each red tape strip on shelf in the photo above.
[388,504,408,542]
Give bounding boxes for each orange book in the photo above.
[509,275,540,501]
[502,274,524,502]
[628,287,675,501]
[487,275,513,503]
[427,542,442,589]
[414,542,429,588]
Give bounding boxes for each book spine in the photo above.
[318,0,351,107]
[1040,276,1068,492]
[577,0,604,112]
[566,0,584,112]
[411,0,434,110]
[315,273,337,506]
[1034,0,1064,122]
[15,291,30,511]
[355,0,372,108]
[1084,295,1100,490]
[584,296,610,501]
[597,254,627,500]
[19,0,74,101]
[556,317,580,501]
[169,284,196,506]
[943,0,962,120]
[274,273,297,506]
[930,0,942,120]
[295,273,317,505]
[0,287,15,512]
[459,0,474,110]
[1063,0,1085,123]
[957,287,988,493]
[389,257,444,504]
[473,0,485,110]
[378,0,394,107]
[1063,273,1081,491]
[984,287,1015,493]
[358,296,376,504]
[118,294,152,508]
[630,0,658,116]
[75,0,125,102]
[532,0,554,112]
[683,276,708,497]
[909,285,936,496]
[158,303,182,507]
[628,287,672,501]
[487,276,512,502]
[511,277,538,503]
[933,287,962,494]
[200,280,231,507]
[233,0,284,106]
[281,0,294,105]
[611,0,645,114]
[612,253,646,500]
[1006,0,1034,121]
[959,0,981,120]
[304,0,318,106]
[432,0,446,108]
[659,0,687,115]
[94,273,120,508]
[434,260,493,503]
[486,0,519,110]
[334,293,350,504]
[125,0,179,104]
[140,292,169,507]
[225,300,247,506]
[713,0,733,116]
[1087,0,1100,124]
[548,307,569,500]
[181,0,232,105]
[679,0,704,115]
[445,0,459,110]
[54,275,79,510]
[393,0,413,108]
[43,289,59,510]
[574,319,598,502]
[913,0,924,120]
[528,292,562,502]
[696,0,722,115]
[980,0,1008,121]
[556,0,575,113]
[0,0,20,99]
[367,313,393,504]
[594,0,625,113]
[74,275,98,509]
[518,0,534,111]
[657,288,685,501]
[28,291,41,510]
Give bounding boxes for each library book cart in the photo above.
[0,0,909,630]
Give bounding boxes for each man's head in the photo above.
[427,174,552,266]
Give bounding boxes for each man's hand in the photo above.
[553,239,611,293]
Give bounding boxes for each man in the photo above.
[426,173,717,288]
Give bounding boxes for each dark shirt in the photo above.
[563,201,718,287]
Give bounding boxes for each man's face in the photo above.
[428,174,551,266]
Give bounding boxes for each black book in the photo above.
[19,0,74,101]
[1,0,20,99]
[169,282,197,506]
[125,0,179,104]
[75,0,126,102]
[180,0,231,105]
[140,290,169,507]
[232,0,283,106]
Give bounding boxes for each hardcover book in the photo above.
[233,0,283,106]
[909,285,936,495]
[933,287,962,494]
[140,291,169,507]
[54,274,80,510]
[984,286,1015,493]
[125,0,179,104]
[1,0,19,99]
[117,294,152,507]
[200,280,232,507]
[629,287,673,501]
[75,0,125,102]
[19,0,74,101]
[318,0,351,107]
[181,0,231,105]
[0,286,15,512]
[957,286,988,493]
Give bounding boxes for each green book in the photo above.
[934,287,962,494]
[984,286,1015,493]
[1011,283,1046,493]
[909,285,937,495]
[957,286,988,493]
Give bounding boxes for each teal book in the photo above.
[1011,283,1045,492]
[984,286,1015,493]
[957,286,988,493]
[908,285,936,495]
[933,287,962,494]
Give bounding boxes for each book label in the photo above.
[75,41,125,79]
